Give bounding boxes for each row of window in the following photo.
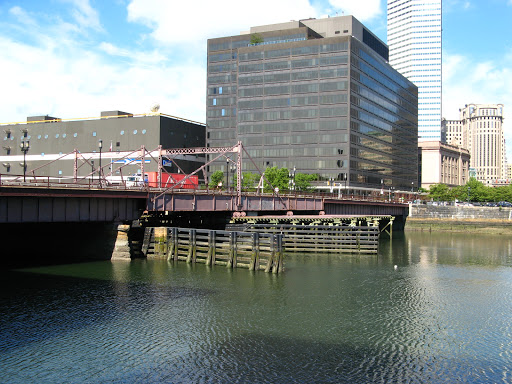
[242,146,345,158]
[238,55,348,73]
[237,120,348,134]
[237,80,348,98]
[216,133,349,147]
[238,42,349,61]
[238,67,348,85]
[237,93,348,109]
[2,129,148,142]
[237,106,348,122]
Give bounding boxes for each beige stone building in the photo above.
[442,103,506,185]
[418,141,470,189]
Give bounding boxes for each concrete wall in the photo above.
[410,204,512,220]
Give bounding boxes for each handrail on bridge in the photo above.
[0,172,409,205]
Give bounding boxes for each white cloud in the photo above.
[327,0,383,22]
[126,0,320,48]
[60,0,103,32]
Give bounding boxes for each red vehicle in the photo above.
[145,172,198,189]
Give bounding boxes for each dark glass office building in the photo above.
[206,16,418,190]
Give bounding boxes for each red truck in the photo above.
[145,172,198,189]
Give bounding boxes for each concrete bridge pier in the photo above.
[111,222,145,260]
[111,224,132,260]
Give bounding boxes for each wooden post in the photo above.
[190,229,197,263]
[265,235,275,273]
[141,227,152,257]
[211,230,216,266]
[227,232,234,269]
[232,231,238,268]
[173,227,179,262]
[186,229,193,263]
[206,230,214,266]
[277,234,284,273]
[167,226,175,261]
[250,232,259,271]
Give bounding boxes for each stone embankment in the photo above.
[406,204,512,234]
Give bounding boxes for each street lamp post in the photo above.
[226,158,229,192]
[288,166,296,193]
[98,139,103,182]
[19,140,30,182]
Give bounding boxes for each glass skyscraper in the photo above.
[207,16,418,191]
[387,0,442,141]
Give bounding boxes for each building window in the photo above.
[74,133,78,137]
[142,129,146,134]
[133,130,137,134]
[120,130,125,135]
[92,132,97,137]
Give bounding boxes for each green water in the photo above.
[0,231,511,383]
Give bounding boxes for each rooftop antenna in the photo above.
[150,102,160,113]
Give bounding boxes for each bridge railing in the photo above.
[0,172,409,205]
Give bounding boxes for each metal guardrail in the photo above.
[0,173,408,205]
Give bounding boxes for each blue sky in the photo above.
[1,0,511,156]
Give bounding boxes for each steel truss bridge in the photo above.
[0,142,410,225]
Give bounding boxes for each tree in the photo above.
[234,172,260,190]
[250,33,264,45]
[263,167,289,192]
[428,183,451,201]
[294,173,317,192]
[208,170,224,188]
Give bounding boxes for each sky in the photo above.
[1,0,512,156]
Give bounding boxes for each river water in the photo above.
[1,231,511,383]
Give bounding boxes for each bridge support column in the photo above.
[112,224,132,260]
[154,227,168,258]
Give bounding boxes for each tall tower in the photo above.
[459,104,505,185]
[387,0,442,141]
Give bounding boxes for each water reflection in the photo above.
[0,232,511,383]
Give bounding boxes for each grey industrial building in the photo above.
[206,16,418,191]
[1,111,205,179]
